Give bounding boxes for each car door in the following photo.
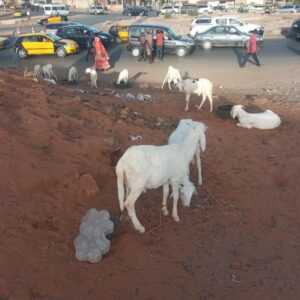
[163,28,176,53]
[206,26,227,46]
[226,26,245,47]
[22,35,54,55]
[75,27,88,49]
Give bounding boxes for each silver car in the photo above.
[194,25,264,49]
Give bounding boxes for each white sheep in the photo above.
[33,64,42,82]
[161,66,182,90]
[116,69,129,85]
[168,119,207,186]
[42,64,57,82]
[85,67,98,88]
[116,125,204,233]
[68,66,79,84]
[231,105,281,129]
[178,78,213,112]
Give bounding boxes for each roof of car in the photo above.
[46,21,76,27]
[18,33,48,37]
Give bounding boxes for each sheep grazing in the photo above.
[168,119,207,186]
[33,64,42,82]
[178,78,213,112]
[161,66,182,90]
[231,105,281,129]
[116,125,205,233]
[85,67,98,88]
[116,69,129,85]
[42,64,57,82]
[68,66,79,84]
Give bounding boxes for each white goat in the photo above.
[116,125,204,233]
[161,66,182,90]
[116,69,129,85]
[42,64,57,82]
[178,78,213,112]
[168,119,207,186]
[85,67,98,88]
[231,105,281,129]
[68,66,79,84]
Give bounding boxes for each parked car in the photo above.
[127,24,195,57]
[197,5,213,14]
[45,21,79,34]
[123,6,159,16]
[56,24,116,49]
[190,16,264,37]
[286,18,300,40]
[42,4,69,16]
[38,15,68,25]
[14,33,78,58]
[13,7,26,18]
[194,25,263,48]
[109,25,129,42]
[278,5,297,13]
[160,5,180,15]
[89,5,105,15]
[0,36,9,49]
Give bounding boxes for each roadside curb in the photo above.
[0,15,41,26]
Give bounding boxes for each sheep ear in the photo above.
[199,130,206,152]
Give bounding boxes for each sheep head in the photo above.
[231,105,244,119]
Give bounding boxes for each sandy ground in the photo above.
[0,69,300,300]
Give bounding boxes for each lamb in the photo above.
[116,69,129,85]
[85,67,98,88]
[161,66,182,90]
[168,119,207,186]
[231,105,281,129]
[41,64,57,82]
[68,66,79,84]
[116,125,204,233]
[178,78,213,112]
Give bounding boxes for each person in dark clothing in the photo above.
[86,32,95,62]
[241,33,261,67]
[156,30,164,60]
[138,31,146,61]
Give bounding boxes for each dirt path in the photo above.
[0,70,300,300]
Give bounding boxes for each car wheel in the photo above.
[17,47,27,58]
[132,47,140,57]
[56,47,66,57]
[176,47,187,57]
[202,41,212,50]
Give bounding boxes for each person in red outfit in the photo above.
[93,37,110,71]
[241,33,261,67]
[156,30,164,60]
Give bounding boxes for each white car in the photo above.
[278,5,297,13]
[160,5,180,15]
[190,16,264,37]
[89,5,105,14]
[197,5,213,14]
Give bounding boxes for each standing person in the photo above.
[86,32,94,62]
[241,32,261,67]
[138,31,146,61]
[156,29,164,61]
[93,37,110,71]
[145,30,153,64]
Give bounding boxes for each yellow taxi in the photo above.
[38,15,68,25]
[13,10,26,18]
[109,25,129,42]
[14,33,78,58]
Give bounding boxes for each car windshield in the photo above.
[47,33,61,42]
[84,25,99,33]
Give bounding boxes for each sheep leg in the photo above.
[162,184,169,216]
[184,94,191,112]
[196,94,206,110]
[171,185,180,222]
[208,94,213,112]
[168,79,172,90]
[161,76,167,89]
[124,189,145,233]
[196,147,202,186]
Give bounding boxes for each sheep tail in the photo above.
[116,161,125,212]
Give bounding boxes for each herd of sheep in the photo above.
[25,63,282,234]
